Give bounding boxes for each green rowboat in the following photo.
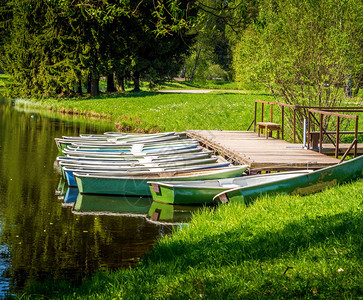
[75,166,248,197]
[214,156,363,205]
[148,170,312,205]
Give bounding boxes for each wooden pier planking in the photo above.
[186,130,360,171]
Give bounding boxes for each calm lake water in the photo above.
[0,97,180,296]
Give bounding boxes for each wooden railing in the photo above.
[308,109,360,158]
[250,101,362,157]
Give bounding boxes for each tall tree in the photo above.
[233,0,363,139]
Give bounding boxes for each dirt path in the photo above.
[158,89,212,93]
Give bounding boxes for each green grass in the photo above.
[160,79,241,90]
[13,91,275,133]
[22,179,363,299]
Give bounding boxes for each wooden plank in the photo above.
[187,130,345,172]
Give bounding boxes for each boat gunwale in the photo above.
[63,162,232,175]
[146,169,312,189]
[68,139,199,148]
[73,166,247,180]
[59,157,219,169]
[57,151,213,163]
[63,147,205,157]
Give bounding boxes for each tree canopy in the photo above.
[0,0,361,103]
[1,0,196,97]
[233,0,362,102]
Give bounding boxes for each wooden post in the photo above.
[254,102,257,132]
[307,111,310,148]
[293,109,296,143]
[319,114,323,153]
[281,106,284,140]
[335,116,340,158]
[261,103,264,122]
[270,104,273,122]
[354,116,358,157]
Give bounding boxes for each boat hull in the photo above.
[214,156,363,204]
[75,166,247,196]
[64,162,230,187]
[149,171,312,205]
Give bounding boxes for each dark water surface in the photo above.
[0,98,173,297]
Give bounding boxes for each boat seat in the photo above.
[218,178,237,188]
[221,184,239,189]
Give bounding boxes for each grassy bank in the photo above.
[13,91,275,133]
[23,179,362,299]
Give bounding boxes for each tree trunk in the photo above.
[345,77,352,98]
[133,72,140,92]
[107,73,116,92]
[77,79,83,96]
[190,46,202,83]
[87,73,92,94]
[91,75,99,97]
[115,74,125,92]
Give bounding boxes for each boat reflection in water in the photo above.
[63,187,79,206]
[62,187,209,224]
[146,201,215,225]
[55,177,68,199]
[72,193,153,217]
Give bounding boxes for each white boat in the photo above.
[64,162,232,187]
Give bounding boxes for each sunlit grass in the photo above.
[14,91,276,133]
[160,79,241,90]
[23,179,363,299]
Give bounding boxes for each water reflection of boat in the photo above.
[63,187,79,206]
[55,177,68,199]
[147,201,212,224]
[73,193,153,216]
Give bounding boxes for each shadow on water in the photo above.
[0,98,190,297]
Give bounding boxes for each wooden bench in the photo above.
[257,122,281,139]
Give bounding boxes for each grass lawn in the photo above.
[13,91,275,133]
[22,179,363,299]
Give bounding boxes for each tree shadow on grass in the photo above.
[144,210,362,268]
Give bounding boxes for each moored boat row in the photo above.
[55,131,248,192]
[55,131,362,222]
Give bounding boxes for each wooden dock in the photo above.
[187,130,355,172]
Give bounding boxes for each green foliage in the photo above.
[2,0,196,98]
[233,0,363,140]
[22,180,363,298]
[234,0,363,105]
